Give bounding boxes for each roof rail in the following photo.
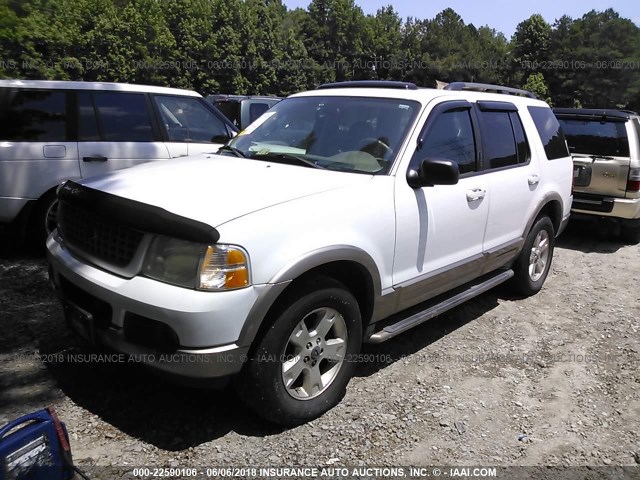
[444,82,537,99]
[317,80,418,90]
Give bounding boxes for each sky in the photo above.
[282,0,639,38]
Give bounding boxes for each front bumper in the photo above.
[47,234,271,379]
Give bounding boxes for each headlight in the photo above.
[142,236,250,291]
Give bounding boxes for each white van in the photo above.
[0,80,237,246]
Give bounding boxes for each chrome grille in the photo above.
[58,201,144,268]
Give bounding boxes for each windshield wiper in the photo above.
[218,145,248,158]
[571,153,616,162]
[251,152,326,169]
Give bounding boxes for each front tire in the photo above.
[236,277,362,426]
[28,191,58,251]
[512,216,555,296]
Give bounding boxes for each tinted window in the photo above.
[421,109,476,174]
[249,102,270,124]
[558,118,629,157]
[528,106,569,160]
[0,89,67,141]
[510,112,530,163]
[78,92,100,141]
[155,95,229,143]
[94,92,153,142]
[480,111,518,169]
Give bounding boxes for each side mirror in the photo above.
[407,158,460,188]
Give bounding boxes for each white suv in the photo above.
[0,80,237,247]
[47,81,573,425]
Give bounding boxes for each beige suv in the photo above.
[554,108,640,243]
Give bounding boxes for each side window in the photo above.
[479,111,518,169]
[0,89,68,141]
[510,111,530,163]
[528,106,570,160]
[420,109,477,174]
[93,92,154,142]
[154,95,229,144]
[77,92,100,141]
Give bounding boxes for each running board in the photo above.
[367,269,514,344]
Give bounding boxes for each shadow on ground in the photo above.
[556,217,628,253]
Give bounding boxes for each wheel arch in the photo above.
[237,246,382,348]
[525,193,564,237]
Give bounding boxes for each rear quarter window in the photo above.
[0,89,69,141]
[527,106,569,160]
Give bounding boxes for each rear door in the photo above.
[77,91,171,179]
[476,101,537,251]
[556,113,630,198]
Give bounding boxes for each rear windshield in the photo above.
[558,118,629,157]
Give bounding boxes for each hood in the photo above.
[81,154,372,227]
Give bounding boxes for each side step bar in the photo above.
[367,269,514,344]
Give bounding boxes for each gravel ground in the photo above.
[0,220,639,479]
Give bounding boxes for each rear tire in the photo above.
[235,277,361,426]
[511,216,555,296]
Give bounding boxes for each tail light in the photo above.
[627,168,640,192]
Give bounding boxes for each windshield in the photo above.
[224,96,420,174]
[558,118,630,157]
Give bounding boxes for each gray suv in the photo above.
[554,108,640,243]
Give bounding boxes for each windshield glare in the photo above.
[227,96,420,174]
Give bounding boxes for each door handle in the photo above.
[83,156,108,162]
[528,174,540,186]
[466,188,486,202]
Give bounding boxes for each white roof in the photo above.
[291,86,549,108]
[0,79,202,97]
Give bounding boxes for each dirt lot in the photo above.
[0,220,639,478]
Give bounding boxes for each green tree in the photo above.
[303,0,369,84]
[522,72,551,103]
[0,0,21,78]
[511,14,552,81]
[366,6,402,79]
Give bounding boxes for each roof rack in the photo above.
[317,80,418,90]
[444,82,537,99]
